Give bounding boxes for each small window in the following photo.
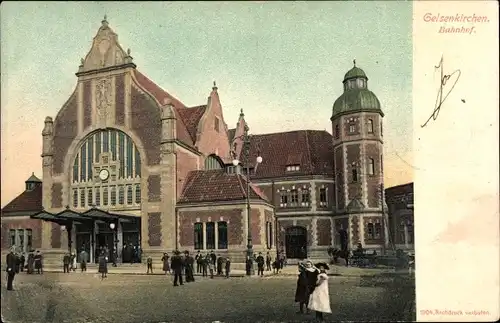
[367,119,374,133]
[367,223,374,239]
[73,189,78,208]
[368,158,375,175]
[280,192,288,206]
[290,189,299,204]
[135,184,141,204]
[374,223,382,239]
[352,167,358,182]
[110,186,117,206]
[217,221,228,249]
[80,188,86,207]
[266,221,273,249]
[349,124,356,133]
[9,229,16,247]
[206,222,215,249]
[334,125,340,139]
[214,117,220,132]
[26,229,32,251]
[95,187,101,206]
[103,187,109,206]
[18,229,24,251]
[87,188,93,206]
[118,186,125,205]
[286,165,300,172]
[194,222,203,250]
[319,188,327,206]
[126,185,133,205]
[301,190,310,205]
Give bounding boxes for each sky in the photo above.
[0,1,413,207]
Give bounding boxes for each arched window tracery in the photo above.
[71,129,142,209]
[204,154,224,170]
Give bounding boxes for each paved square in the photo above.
[1,272,415,323]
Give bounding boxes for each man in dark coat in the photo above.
[184,251,195,282]
[171,250,184,286]
[34,250,43,274]
[20,253,26,272]
[225,257,231,278]
[63,253,71,273]
[256,252,265,276]
[195,251,202,273]
[5,248,17,290]
[216,255,223,276]
[295,261,319,314]
[210,251,216,266]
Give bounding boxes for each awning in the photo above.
[81,207,133,223]
[55,208,93,223]
[30,210,66,225]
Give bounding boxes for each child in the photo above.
[307,263,331,321]
[146,255,153,274]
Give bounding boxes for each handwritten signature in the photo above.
[421,55,461,128]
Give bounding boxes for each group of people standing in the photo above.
[294,260,332,321]
[4,248,44,291]
[193,250,231,278]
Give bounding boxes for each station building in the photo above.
[1,17,393,265]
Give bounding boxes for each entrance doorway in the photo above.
[339,229,348,251]
[285,226,307,259]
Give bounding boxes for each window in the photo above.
[87,188,93,206]
[352,167,358,182]
[266,221,273,249]
[286,165,300,172]
[118,186,125,205]
[9,230,16,247]
[214,117,220,132]
[18,229,24,251]
[80,188,86,207]
[349,124,356,133]
[205,155,223,170]
[73,188,78,208]
[375,223,382,239]
[95,187,101,206]
[126,137,133,178]
[27,229,32,251]
[367,119,374,133]
[103,187,109,206]
[319,188,327,206]
[110,186,116,206]
[280,192,288,206]
[135,184,141,204]
[80,144,87,181]
[127,185,133,205]
[194,222,203,250]
[290,189,299,204]
[334,125,340,139]
[73,158,79,183]
[217,221,228,249]
[110,130,117,161]
[301,190,310,205]
[206,222,215,249]
[367,223,374,239]
[368,158,375,175]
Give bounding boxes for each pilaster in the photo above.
[310,181,317,211]
[311,216,318,247]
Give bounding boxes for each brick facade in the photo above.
[0,218,43,250]
[83,81,92,130]
[51,183,63,208]
[147,175,161,202]
[147,212,162,247]
[316,218,332,246]
[52,93,78,174]
[115,74,125,126]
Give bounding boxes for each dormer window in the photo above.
[286,165,300,172]
[26,183,35,191]
[367,119,374,133]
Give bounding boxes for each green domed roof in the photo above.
[343,66,367,82]
[332,89,383,119]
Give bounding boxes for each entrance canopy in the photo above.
[30,207,136,226]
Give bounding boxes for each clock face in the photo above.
[99,169,110,181]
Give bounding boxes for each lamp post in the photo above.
[231,124,263,276]
[61,224,73,254]
[109,222,119,266]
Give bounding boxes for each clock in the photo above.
[99,169,110,181]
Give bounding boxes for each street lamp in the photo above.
[231,123,263,276]
[109,222,119,266]
[61,224,73,254]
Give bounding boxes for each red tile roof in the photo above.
[132,70,207,148]
[178,169,269,204]
[240,130,334,180]
[1,183,43,215]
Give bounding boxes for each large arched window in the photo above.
[71,129,142,209]
[204,154,224,170]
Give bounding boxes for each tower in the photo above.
[331,60,386,252]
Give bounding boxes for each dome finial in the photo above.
[353,59,356,67]
[102,14,108,27]
[212,81,217,91]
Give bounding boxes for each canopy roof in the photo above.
[30,207,136,225]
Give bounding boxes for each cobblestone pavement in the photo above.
[1,272,415,323]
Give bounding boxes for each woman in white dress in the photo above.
[308,263,332,321]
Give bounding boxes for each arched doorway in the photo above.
[285,226,307,259]
[339,229,348,251]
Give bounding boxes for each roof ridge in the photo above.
[180,171,199,197]
[304,131,313,175]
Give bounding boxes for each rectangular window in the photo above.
[280,193,288,206]
[110,186,116,206]
[118,186,125,205]
[286,165,300,172]
[217,221,228,249]
[206,222,215,250]
[80,144,87,181]
[375,223,382,239]
[27,229,32,251]
[119,133,125,179]
[301,190,310,205]
[135,184,141,204]
[95,187,101,206]
[290,189,299,204]
[126,185,133,205]
[367,119,374,133]
[73,188,78,208]
[95,131,101,162]
[103,187,109,206]
[126,137,133,178]
[103,130,109,153]
[266,221,273,249]
[368,158,375,175]
[134,147,141,177]
[194,222,203,250]
[88,139,93,181]
[352,168,358,182]
[349,124,356,133]
[214,117,220,132]
[9,229,16,247]
[87,188,93,206]
[367,223,374,240]
[80,188,86,207]
[110,131,117,161]
[73,157,79,183]
[17,229,24,251]
[319,188,327,206]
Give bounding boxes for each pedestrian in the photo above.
[98,251,108,280]
[71,252,77,272]
[225,257,231,278]
[202,255,208,277]
[266,252,272,271]
[63,253,71,273]
[184,251,195,282]
[208,258,214,279]
[171,250,184,286]
[161,252,170,274]
[20,253,26,272]
[256,252,265,276]
[34,250,43,274]
[80,249,88,272]
[195,251,202,273]
[295,261,319,314]
[216,255,223,275]
[5,247,17,291]
[27,250,34,274]
[146,255,153,274]
[308,263,332,321]
[15,252,21,274]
